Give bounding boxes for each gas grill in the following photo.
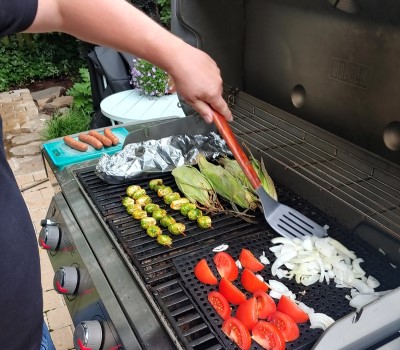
[40,1,400,349]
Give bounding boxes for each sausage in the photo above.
[78,133,103,150]
[88,130,112,147]
[104,128,119,146]
[63,136,88,152]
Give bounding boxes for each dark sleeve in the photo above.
[0,0,39,37]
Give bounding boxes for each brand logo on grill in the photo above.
[330,58,372,89]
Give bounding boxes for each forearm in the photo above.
[27,0,185,73]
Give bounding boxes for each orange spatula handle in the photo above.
[212,110,262,190]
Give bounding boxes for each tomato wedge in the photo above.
[253,290,276,319]
[222,317,252,350]
[194,259,218,285]
[277,295,309,323]
[241,268,269,293]
[252,321,285,350]
[219,277,246,305]
[239,248,264,272]
[213,252,239,281]
[208,291,231,320]
[268,311,300,342]
[235,297,258,330]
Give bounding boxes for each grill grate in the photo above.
[76,167,399,350]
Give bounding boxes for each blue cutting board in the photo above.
[43,127,128,168]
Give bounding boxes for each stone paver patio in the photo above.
[1,89,74,350]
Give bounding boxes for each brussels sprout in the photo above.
[141,217,157,230]
[170,198,190,210]
[149,179,163,190]
[168,223,186,236]
[132,188,147,200]
[126,185,141,197]
[164,192,181,205]
[159,215,176,228]
[122,197,135,207]
[132,209,147,220]
[157,186,173,197]
[157,234,172,247]
[187,209,203,221]
[180,203,197,216]
[152,208,167,221]
[126,204,142,215]
[135,195,152,206]
[197,216,212,229]
[147,225,162,237]
[144,203,160,214]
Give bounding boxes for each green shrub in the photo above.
[66,68,93,116]
[42,68,93,141]
[41,109,91,141]
[0,33,87,92]
[156,0,171,27]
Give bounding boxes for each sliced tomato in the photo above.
[239,248,264,272]
[219,277,246,305]
[277,295,309,323]
[268,311,300,342]
[213,252,239,281]
[252,321,285,350]
[235,297,258,330]
[194,259,218,285]
[208,291,231,320]
[241,268,269,293]
[253,290,276,319]
[222,317,252,350]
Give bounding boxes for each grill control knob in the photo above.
[38,223,61,251]
[53,266,79,295]
[74,321,103,350]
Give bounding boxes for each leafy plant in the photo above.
[156,0,171,27]
[41,109,91,141]
[0,33,87,92]
[42,68,93,140]
[66,68,93,116]
[130,58,173,96]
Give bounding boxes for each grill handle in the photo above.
[212,110,262,190]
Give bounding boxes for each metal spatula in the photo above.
[212,110,327,239]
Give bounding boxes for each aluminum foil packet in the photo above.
[95,132,231,184]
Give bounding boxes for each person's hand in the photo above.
[167,44,233,124]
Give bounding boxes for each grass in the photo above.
[42,109,91,141]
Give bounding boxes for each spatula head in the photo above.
[256,187,328,239]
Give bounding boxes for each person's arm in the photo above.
[27,0,232,123]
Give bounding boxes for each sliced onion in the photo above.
[271,250,297,276]
[300,274,320,286]
[315,238,336,258]
[295,301,315,315]
[269,290,283,299]
[271,237,296,245]
[349,294,379,312]
[309,313,335,330]
[366,275,380,289]
[329,238,357,260]
[350,279,374,294]
[255,274,264,282]
[269,280,289,293]
[352,258,366,276]
[235,259,242,269]
[212,244,229,252]
[259,251,270,265]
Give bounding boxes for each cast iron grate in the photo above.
[75,167,399,350]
